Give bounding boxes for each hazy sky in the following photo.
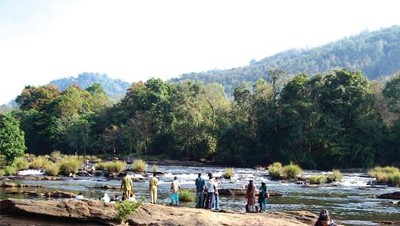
[1,0,400,105]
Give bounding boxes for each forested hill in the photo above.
[50,72,130,98]
[170,25,400,94]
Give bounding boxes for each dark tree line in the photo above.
[7,69,400,169]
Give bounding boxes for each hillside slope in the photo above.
[50,72,131,98]
[171,25,400,94]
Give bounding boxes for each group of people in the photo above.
[106,171,337,225]
[195,173,220,210]
[121,171,269,212]
[245,179,269,213]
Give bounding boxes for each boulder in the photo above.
[377,191,400,200]
[0,199,311,226]
[0,199,116,225]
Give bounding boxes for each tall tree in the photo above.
[0,113,26,164]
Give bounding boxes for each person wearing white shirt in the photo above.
[206,173,215,209]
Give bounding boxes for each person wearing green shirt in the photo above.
[149,173,159,204]
[121,172,133,200]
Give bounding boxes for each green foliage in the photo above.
[103,161,126,174]
[29,156,52,169]
[12,156,29,170]
[45,163,60,176]
[0,113,26,164]
[223,168,234,179]
[152,164,158,173]
[179,189,195,202]
[131,159,147,172]
[172,26,400,95]
[58,156,83,175]
[268,162,302,179]
[387,172,400,187]
[94,162,107,171]
[327,170,343,183]
[8,64,400,169]
[309,175,327,184]
[268,162,284,179]
[368,166,399,177]
[369,166,400,186]
[0,169,4,176]
[4,165,17,175]
[115,199,144,223]
[50,151,62,159]
[283,163,302,179]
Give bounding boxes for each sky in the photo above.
[1,0,400,105]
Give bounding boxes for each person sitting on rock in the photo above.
[101,193,110,203]
[313,209,337,226]
[76,192,84,199]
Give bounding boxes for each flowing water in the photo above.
[1,165,399,225]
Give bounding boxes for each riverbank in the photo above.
[0,198,315,226]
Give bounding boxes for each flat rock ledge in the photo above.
[0,199,315,226]
[377,191,400,200]
[0,182,45,188]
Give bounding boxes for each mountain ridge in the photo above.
[170,25,400,94]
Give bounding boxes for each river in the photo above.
[1,165,399,226]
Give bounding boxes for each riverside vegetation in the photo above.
[1,153,399,187]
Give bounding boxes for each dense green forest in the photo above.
[171,26,400,96]
[2,69,400,169]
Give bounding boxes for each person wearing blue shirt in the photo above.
[195,173,205,208]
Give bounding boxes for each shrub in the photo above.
[94,162,107,171]
[89,155,102,163]
[50,151,62,159]
[45,163,60,176]
[309,175,326,184]
[368,166,400,186]
[58,156,82,176]
[268,162,283,179]
[29,156,46,169]
[327,170,343,183]
[375,172,389,184]
[388,172,400,187]
[179,189,195,202]
[152,164,158,173]
[368,166,399,177]
[0,169,4,176]
[104,161,126,174]
[283,163,302,179]
[12,156,29,170]
[223,167,234,179]
[115,199,144,224]
[4,165,17,175]
[132,159,148,172]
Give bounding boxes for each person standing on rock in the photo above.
[205,173,215,209]
[121,172,134,201]
[195,173,205,208]
[245,179,256,212]
[212,178,220,210]
[258,181,268,212]
[149,172,159,204]
[170,176,181,205]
